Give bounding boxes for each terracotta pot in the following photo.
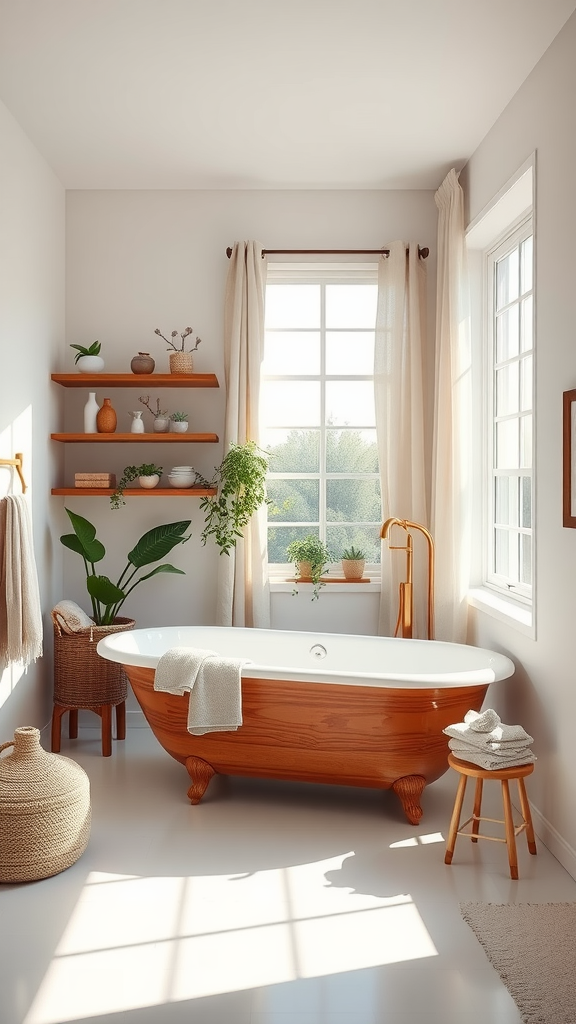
[130,352,155,374]
[96,398,117,433]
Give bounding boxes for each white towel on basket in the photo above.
[0,495,43,667]
[154,646,250,735]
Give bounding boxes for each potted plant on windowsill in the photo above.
[199,440,270,556]
[341,546,366,581]
[110,463,163,509]
[286,535,334,600]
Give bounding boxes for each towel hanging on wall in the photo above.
[0,495,43,667]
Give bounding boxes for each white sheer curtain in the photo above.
[431,169,471,642]
[375,241,428,637]
[215,241,270,628]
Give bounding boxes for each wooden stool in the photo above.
[51,701,126,758]
[444,753,537,879]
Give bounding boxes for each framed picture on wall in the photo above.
[562,389,576,527]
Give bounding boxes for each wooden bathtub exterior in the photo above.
[124,664,488,823]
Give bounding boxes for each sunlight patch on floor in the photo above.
[24,857,438,1024]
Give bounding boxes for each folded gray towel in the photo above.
[444,721,534,750]
[464,708,501,732]
[448,739,536,770]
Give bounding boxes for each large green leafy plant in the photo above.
[60,509,191,625]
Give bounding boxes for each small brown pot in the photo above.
[130,352,155,374]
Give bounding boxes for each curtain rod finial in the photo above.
[226,247,233,258]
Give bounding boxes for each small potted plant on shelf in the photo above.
[154,327,202,374]
[70,340,104,373]
[286,534,334,600]
[200,440,270,556]
[341,545,366,581]
[170,411,189,433]
[139,395,169,432]
[110,463,163,509]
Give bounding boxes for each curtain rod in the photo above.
[225,246,429,259]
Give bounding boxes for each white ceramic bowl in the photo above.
[168,473,195,488]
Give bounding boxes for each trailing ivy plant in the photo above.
[200,440,270,556]
[286,534,334,600]
[60,509,191,625]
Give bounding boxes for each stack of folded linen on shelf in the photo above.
[443,708,536,770]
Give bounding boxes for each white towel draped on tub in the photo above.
[0,495,43,667]
[154,646,250,735]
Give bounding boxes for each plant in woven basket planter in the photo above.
[286,534,334,600]
[199,440,270,556]
[60,508,191,625]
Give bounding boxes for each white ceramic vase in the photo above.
[170,420,189,433]
[83,392,100,433]
[153,417,170,433]
[76,355,105,373]
[130,411,145,434]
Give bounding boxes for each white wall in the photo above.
[460,10,576,876]
[0,100,65,736]
[63,189,438,636]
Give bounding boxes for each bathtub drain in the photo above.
[309,644,327,659]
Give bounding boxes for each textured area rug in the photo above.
[460,902,576,1023]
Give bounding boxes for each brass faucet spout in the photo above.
[381,517,435,640]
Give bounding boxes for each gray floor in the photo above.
[2,725,576,1024]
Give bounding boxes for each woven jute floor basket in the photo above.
[52,615,135,708]
[0,726,91,883]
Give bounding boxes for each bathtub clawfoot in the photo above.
[391,775,426,824]
[185,755,216,804]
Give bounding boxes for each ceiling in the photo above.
[1,0,575,190]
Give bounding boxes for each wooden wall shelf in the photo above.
[51,433,219,443]
[51,373,219,388]
[51,487,217,497]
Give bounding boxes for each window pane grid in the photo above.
[263,273,381,564]
[486,222,533,598]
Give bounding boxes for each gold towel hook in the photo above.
[0,453,27,493]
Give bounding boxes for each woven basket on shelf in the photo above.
[52,614,135,708]
[169,351,193,374]
[0,726,91,883]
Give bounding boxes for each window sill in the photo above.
[270,579,381,593]
[467,587,534,638]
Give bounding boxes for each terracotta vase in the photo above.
[130,352,155,374]
[96,398,117,433]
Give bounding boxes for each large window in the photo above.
[485,220,533,602]
[261,265,382,569]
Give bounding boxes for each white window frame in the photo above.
[263,262,382,584]
[466,156,535,636]
[481,216,532,598]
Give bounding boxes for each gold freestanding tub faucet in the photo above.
[381,518,435,640]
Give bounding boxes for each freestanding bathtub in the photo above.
[97,626,515,823]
